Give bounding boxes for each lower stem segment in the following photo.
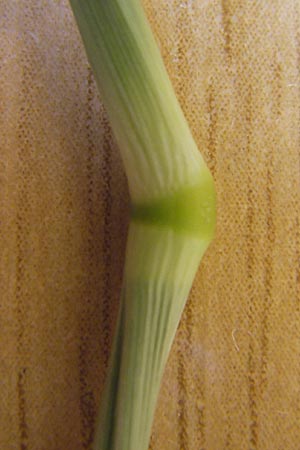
[93,223,211,450]
[93,296,165,450]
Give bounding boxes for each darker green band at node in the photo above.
[130,169,216,239]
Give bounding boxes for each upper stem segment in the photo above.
[69,0,208,203]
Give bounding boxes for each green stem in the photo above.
[68,1,216,449]
[94,224,211,450]
[69,0,206,202]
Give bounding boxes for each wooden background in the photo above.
[1,1,300,449]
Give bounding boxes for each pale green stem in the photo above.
[68,1,216,449]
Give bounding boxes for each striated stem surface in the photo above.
[69,1,216,449]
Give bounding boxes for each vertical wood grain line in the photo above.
[245,88,259,449]
[259,163,274,390]
[192,302,206,450]
[260,55,281,394]
[101,115,113,369]
[15,165,29,450]
[174,0,192,114]
[207,84,218,177]
[296,0,300,270]
[296,219,300,427]
[294,4,300,424]
[221,0,232,61]
[174,3,194,447]
[17,368,28,450]
[15,41,32,450]
[79,66,97,449]
[176,351,189,449]
[296,4,300,291]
